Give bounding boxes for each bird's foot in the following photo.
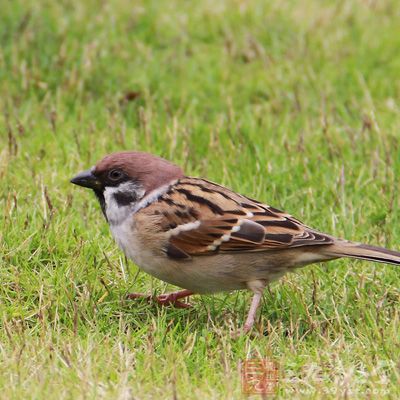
[127,289,193,309]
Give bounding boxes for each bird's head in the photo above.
[71,151,184,223]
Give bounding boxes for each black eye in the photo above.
[108,169,123,181]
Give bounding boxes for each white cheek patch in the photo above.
[104,182,145,225]
[104,182,142,207]
[105,179,179,227]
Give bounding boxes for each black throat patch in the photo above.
[94,190,107,221]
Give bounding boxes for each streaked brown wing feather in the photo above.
[150,178,334,258]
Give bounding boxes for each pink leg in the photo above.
[243,292,263,333]
[127,289,193,309]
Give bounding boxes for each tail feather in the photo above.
[326,242,400,266]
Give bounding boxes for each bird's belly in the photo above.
[109,222,316,294]
[108,221,244,292]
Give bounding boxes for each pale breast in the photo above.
[109,217,180,284]
[110,219,149,267]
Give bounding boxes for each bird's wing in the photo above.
[142,178,334,259]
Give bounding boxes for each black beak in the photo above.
[70,169,101,190]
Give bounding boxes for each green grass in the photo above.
[1,0,399,398]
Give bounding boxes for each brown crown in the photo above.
[94,151,184,193]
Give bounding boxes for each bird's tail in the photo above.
[325,241,400,266]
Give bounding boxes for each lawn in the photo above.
[1,0,399,398]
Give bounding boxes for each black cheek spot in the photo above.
[114,191,137,206]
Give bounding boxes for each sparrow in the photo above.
[71,151,400,333]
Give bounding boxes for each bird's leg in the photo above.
[240,279,267,334]
[243,292,263,333]
[127,289,193,309]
